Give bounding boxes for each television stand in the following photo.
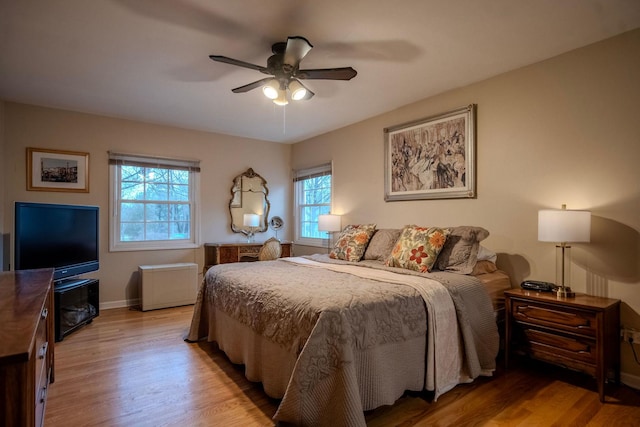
[54,278,99,341]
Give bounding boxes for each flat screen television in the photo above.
[15,202,99,282]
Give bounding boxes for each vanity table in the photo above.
[208,168,291,273]
[203,242,292,274]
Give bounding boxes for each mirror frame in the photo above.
[229,168,270,236]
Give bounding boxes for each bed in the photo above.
[187,226,512,426]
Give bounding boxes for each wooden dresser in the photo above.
[0,268,55,427]
[203,241,292,274]
[504,289,620,402]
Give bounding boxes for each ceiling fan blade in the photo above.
[296,67,357,80]
[210,55,269,74]
[231,77,274,93]
[284,36,313,67]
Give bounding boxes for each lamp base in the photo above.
[556,287,575,298]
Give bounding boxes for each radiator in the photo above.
[139,263,198,311]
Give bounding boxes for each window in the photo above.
[294,163,332,246]
[109,152,200,251]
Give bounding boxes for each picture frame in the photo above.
[384,104,476,201]
[27,147,90,192]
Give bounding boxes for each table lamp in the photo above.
[243,213,260,243]
[318,214,341,252]
[538,204,591,298]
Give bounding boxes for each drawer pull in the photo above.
[518,305,574,318]
[39,342,48,359]
[40,385,48,403]
[41,307,48,320]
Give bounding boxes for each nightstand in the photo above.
[504,289,620,402]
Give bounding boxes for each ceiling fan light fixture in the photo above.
[273,90,289,106]
[210,36,356,103]
[262,79,279,100]
[288,79,308,101]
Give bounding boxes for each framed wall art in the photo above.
[384,104,476,201]
[27,147,90,192]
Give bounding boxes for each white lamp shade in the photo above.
[243,213,260,227]
[538,209,591,243]
[289,79,308,101]
[318,214,341,232]
[273,89,288,106]
[262,79,279,100]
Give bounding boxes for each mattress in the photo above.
[476,269,512,324]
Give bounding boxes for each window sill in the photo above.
[109,241,199,252]
[294,239,329,248]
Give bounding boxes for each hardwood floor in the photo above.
[45,306,640,426]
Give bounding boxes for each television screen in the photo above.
[15,202,99,281]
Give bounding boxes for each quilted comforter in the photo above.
[187,255,499,426]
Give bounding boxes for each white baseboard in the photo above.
[100,298,140,310]
[620,371,640,390]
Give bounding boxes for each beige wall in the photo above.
[292,30,640,380]
[2,103,291,306]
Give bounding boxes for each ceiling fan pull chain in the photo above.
[282,104,286,134]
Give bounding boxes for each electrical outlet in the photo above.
[621,328,640,344]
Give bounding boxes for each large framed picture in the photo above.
[27,147,90,192]
[384,104,476,201]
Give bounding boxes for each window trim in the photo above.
[108,151,200,252]
[293,162,333,247]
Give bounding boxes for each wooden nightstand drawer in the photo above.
[515,327,596,365]
[511,299,596,338]
[527,347,597,377]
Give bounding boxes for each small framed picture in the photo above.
[384,104,476,201]
[27,147,90,192]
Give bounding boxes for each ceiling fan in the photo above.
[210,36,357,105]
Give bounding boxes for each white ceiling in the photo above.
[1,1,639,144]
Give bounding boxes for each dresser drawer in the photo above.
[238,245,261,262]
[35,356,49,427]
[511,299,596,338]
[35,303,50,382]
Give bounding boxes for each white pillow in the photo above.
[477,245,497,264]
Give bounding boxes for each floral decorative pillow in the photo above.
[329,224,377,262]
[386,225,449,273]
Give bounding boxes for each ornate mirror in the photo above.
[229,168,270,237]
